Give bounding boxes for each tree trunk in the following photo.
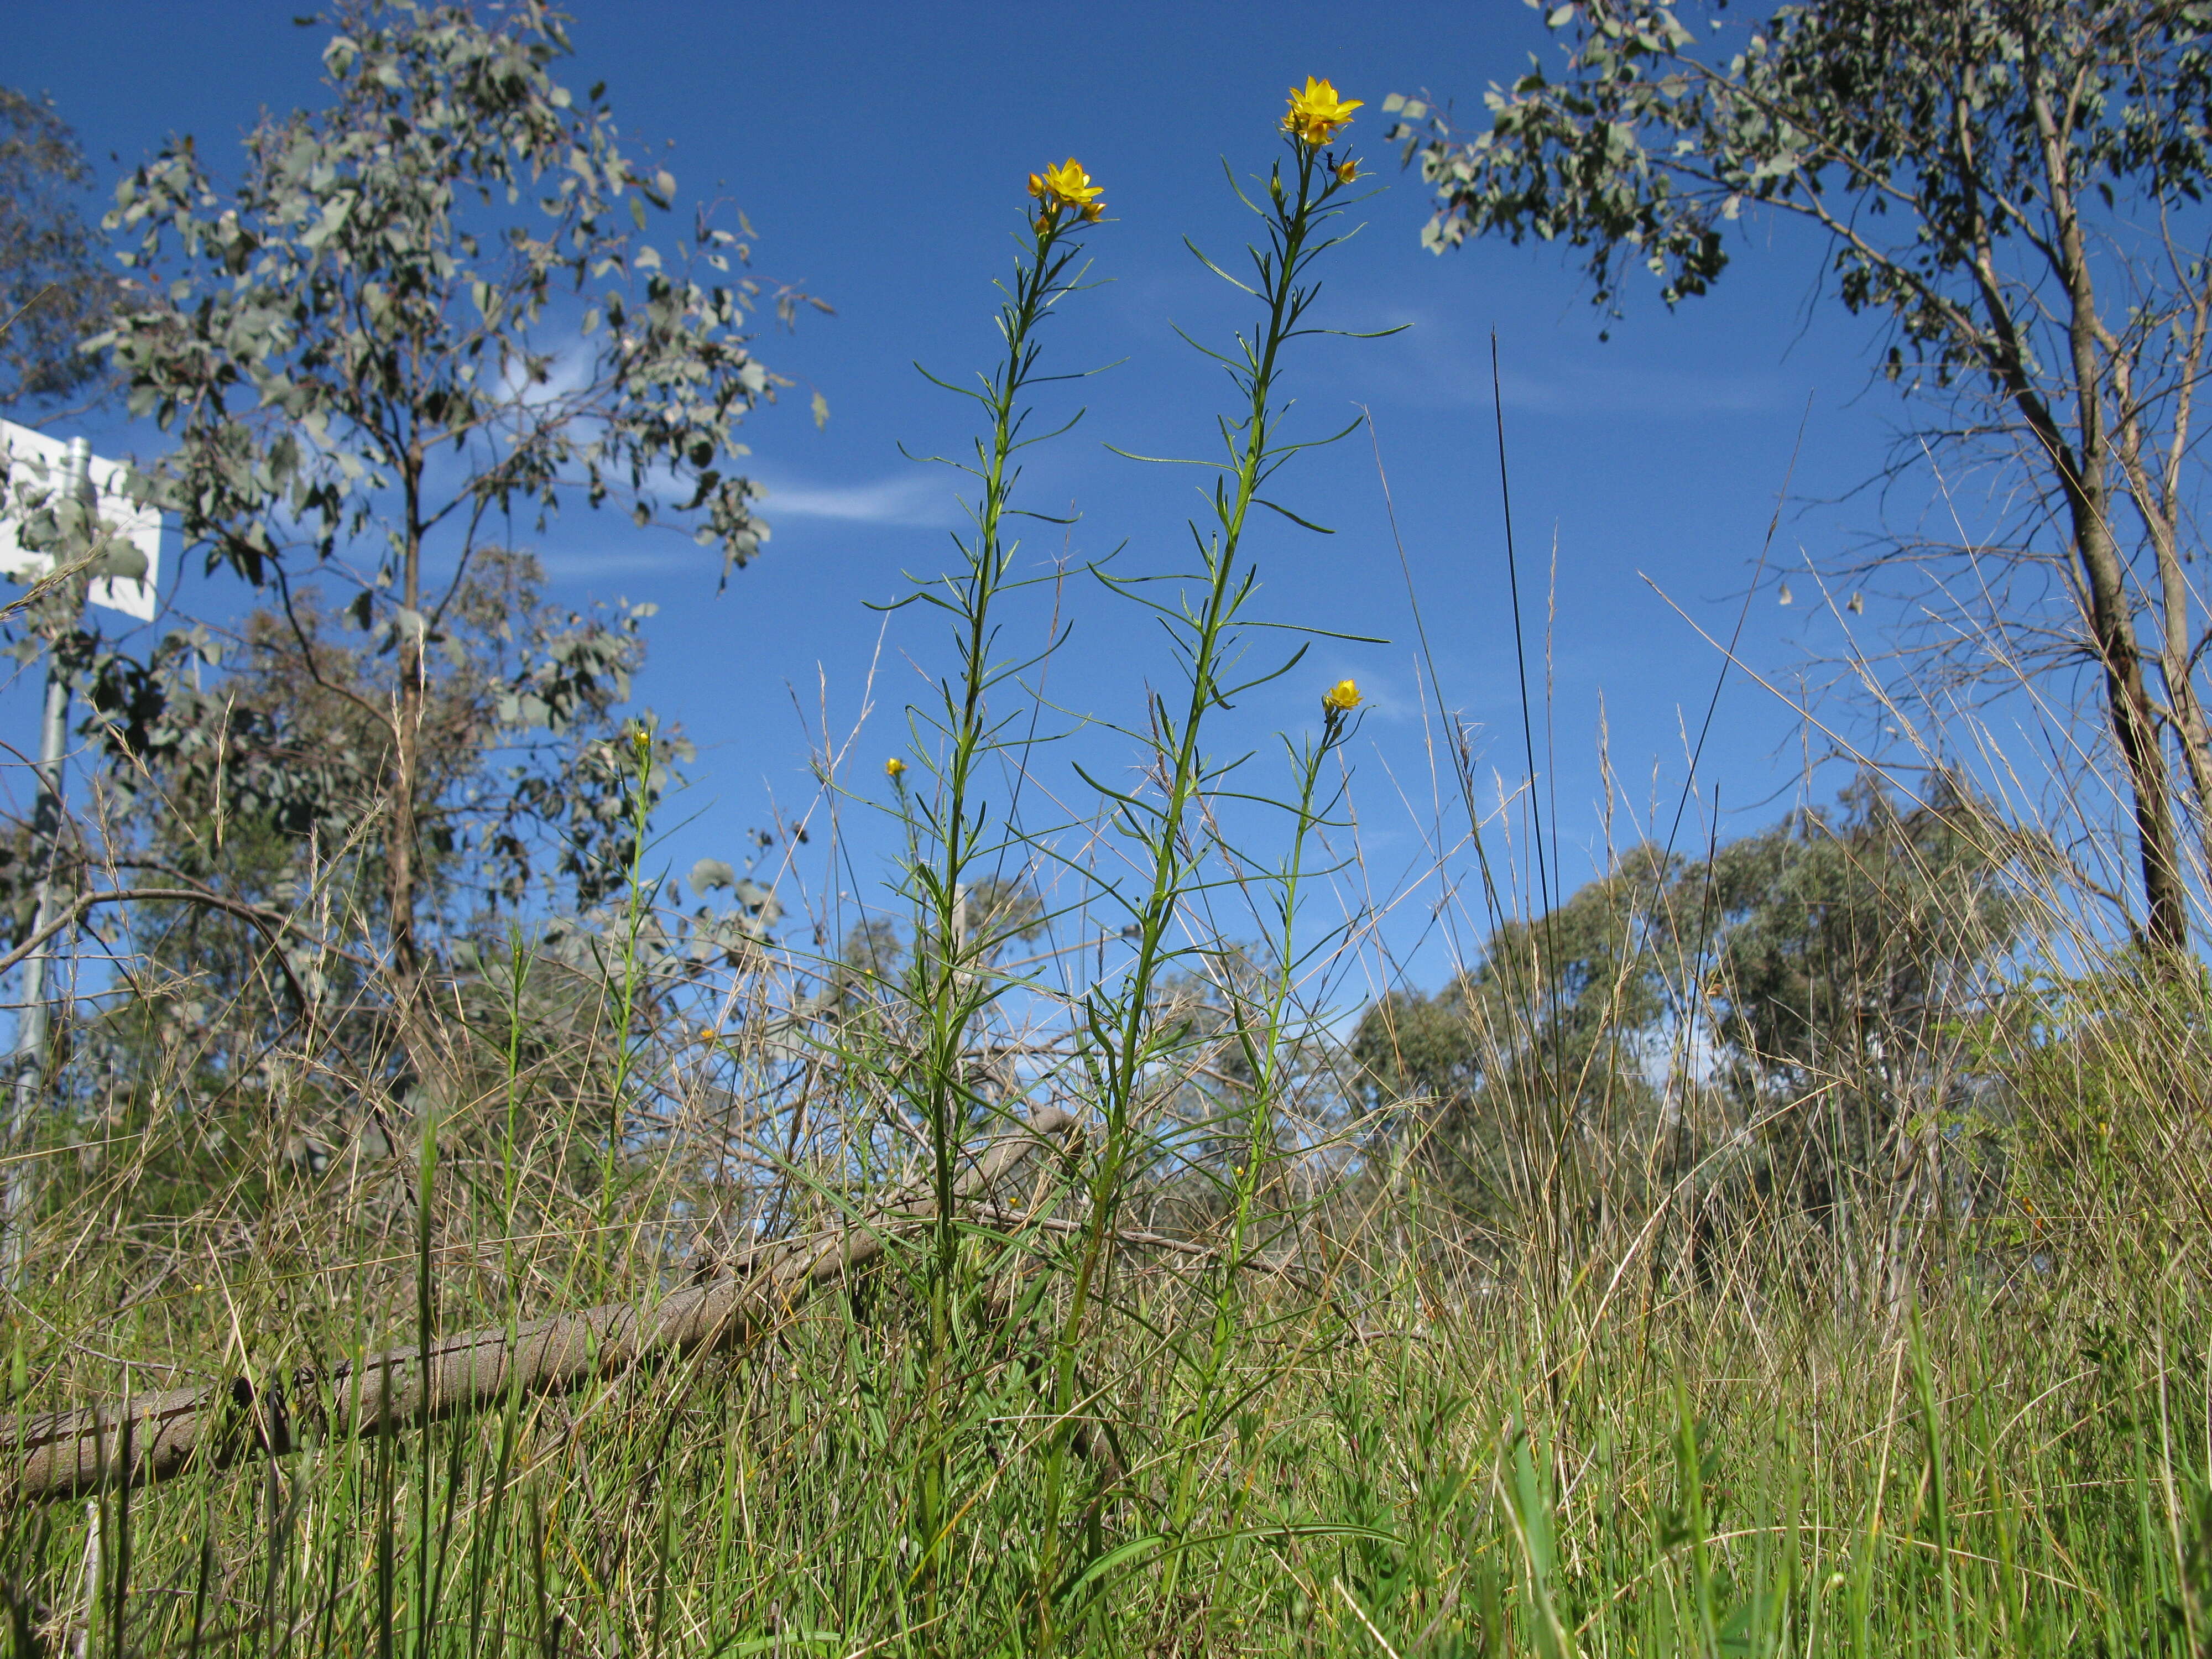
[2028,70,2192,956]
[2075,503,2191,955]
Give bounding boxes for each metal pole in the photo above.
[2,436,87,1288]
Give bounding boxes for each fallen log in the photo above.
[3,1107,1078,1505]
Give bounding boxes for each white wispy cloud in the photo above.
[507,468,961,586]
[536,546,705,582]
[755,471,958,528]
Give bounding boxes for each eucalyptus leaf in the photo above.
[690,857,737,893]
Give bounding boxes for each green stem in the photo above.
[1039,135,1347,1644]
[1166,721,1340,1559]
[596,724,656,1281]
[896,205,1092,1630]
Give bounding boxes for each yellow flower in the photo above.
[1284,77,1363,147]
[1334,158,1360,185]
[1028,157,1104,221]
[885,756,907,781]
[1323,679,1361,713]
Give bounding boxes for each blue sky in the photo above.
[6,0,1956,991]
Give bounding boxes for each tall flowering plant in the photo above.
[1041,75,1380,1640]
[866,76,1383,1650]
[874,150,1108,1627]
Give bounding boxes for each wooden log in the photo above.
[3,1107,1077,1504]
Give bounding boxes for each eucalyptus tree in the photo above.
[1354,847,1678,1234]
[93,0,815,1018]
[0,85,119,414]
[1354,777,2028,1251]
[1392,0,2212,954]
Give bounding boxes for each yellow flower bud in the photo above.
[1322,679,1361,713]
[885,756,907,781]
[1335,158,1360,185]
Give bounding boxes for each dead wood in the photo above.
[2,1106,1077,1504]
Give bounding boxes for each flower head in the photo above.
[1322,679,1361,713]
[1334,157,1360,185]
[1283,77,1363,147]
[885,756,907,781]
[1028,157,1104,224]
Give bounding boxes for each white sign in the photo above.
[0,418,163,622]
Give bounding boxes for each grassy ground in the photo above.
[2,1071,2206,1657]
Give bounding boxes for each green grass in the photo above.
[5,1148,2209,1656]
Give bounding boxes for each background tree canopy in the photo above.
[1354,776,2034,1256]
